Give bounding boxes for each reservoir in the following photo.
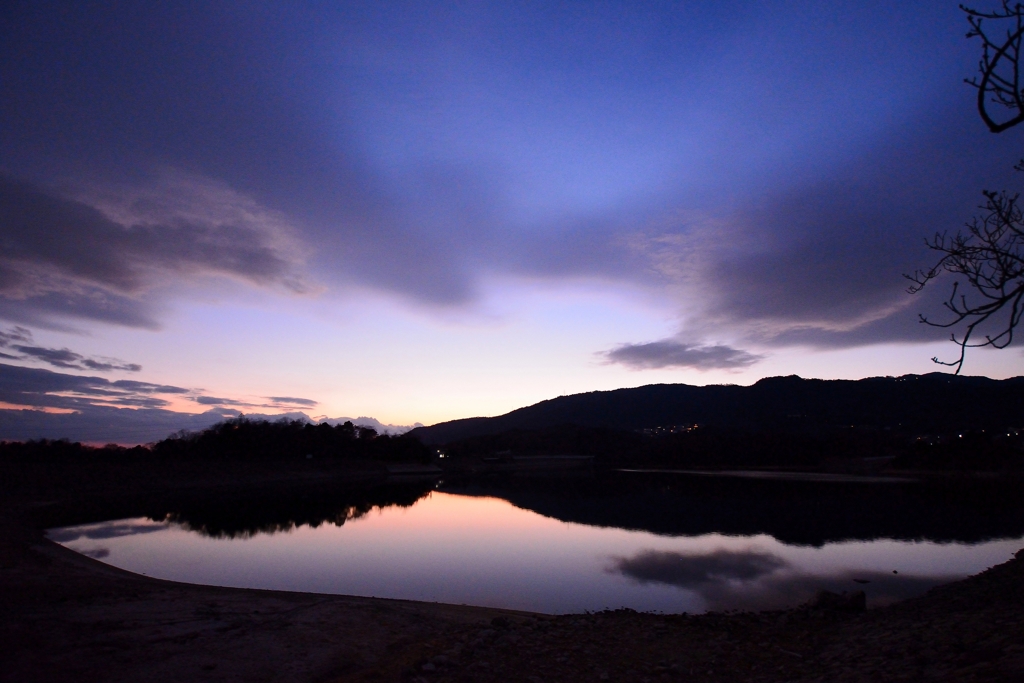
[48,473,1024,614]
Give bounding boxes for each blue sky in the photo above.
[2,1,1023,441]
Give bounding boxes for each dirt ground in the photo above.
[2,459,1023,682]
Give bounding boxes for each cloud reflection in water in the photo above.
[47,519,167,543]
[610,548,959,611]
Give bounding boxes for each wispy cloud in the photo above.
[602,339,764,371]
[266,396,318,408]
[0,362,187,410]
[193,396,249,407]
[0,1,1011,362]
[0,362,411,443]
[0,326,141,372]
[190,394,319,410]
[0,172,314,328]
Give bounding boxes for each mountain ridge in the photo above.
[409,373,1024,444]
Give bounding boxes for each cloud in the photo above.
[9,345,141,373]
[191,394,319,410]
[0,326,141,372]
[0,362,188,411]
[193,396,248,406]
[0,405,418,446]
[602,340,764,371]
[0,362,414,442]
[318,416,424,434]
[0,326,31,345]
[0,401,237,444]
[0,0,1013,363]
[266,396,318,407]
[648,101,1018,349]
[0,172,312,328]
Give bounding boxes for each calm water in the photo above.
[49,482,1024,614]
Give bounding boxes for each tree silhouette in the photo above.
[907,3,1024,373]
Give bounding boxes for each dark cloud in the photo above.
[0,362,414,442]
[603,340,764,371]
[0,173,310,327]
[678,104,1019,350]
[193,396,248,406]
[11,346,141,372]
[0,0,1013,360]
[266,396,318,407]
[0,401,418,444]
[81,358,142,372]
[0,362,187,411]
[609,548,961,612]
[192,395,319,410]
[10,346,88,369]
[0,402,236,444]
[0,326,142,372]
[0,326,31,345]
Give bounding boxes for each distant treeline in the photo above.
[0,417,431,463]
[153,417,430,462]
[0,438,149,462]
[439,424,1024,472]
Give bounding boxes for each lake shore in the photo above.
[3,459,1023,682]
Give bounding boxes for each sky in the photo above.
[2,1,1024,442]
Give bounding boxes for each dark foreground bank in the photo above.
[2,457,1023,682]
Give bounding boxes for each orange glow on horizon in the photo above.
[0,401,77,414]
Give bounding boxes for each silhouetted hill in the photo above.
[409,374,1024,444]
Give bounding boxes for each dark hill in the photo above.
[409,373,1024,444]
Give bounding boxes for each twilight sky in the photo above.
[2,1,1023,442]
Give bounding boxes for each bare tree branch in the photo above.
[962,2,1024,132]
[908,5,1024,373]
[907,191,1024,373]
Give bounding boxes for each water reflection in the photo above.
[156,481,434,539]
[49,519,168,542]
[451,473,1024,546]
[49,482,1024,615]
[612,548,786,585]
[59,471,1024,546]
[609,548,959,611]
